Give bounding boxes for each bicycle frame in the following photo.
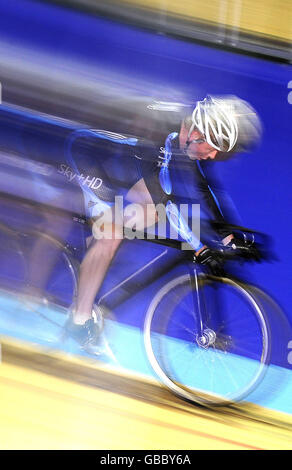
[96,225,209,338]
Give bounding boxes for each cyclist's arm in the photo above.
[194,160,241,239]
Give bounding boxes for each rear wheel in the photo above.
[18,230,79,321]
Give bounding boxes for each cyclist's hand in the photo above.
[195,247,225,276]
[225,237,262,261]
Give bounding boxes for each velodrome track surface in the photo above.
[0,338,292,450]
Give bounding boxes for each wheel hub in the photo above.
[196,328,216,349]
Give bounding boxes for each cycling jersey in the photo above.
[66,128,238,243]
[65,129,150,218]
[141,133,238,241]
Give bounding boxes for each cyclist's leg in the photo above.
[72,177,157,325]
[73,230,122,324]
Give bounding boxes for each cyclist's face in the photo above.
[185,130,218,161]
[179,123,218,161]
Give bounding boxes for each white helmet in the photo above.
[189,95,261,152]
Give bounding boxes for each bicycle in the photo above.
[0,190,289,406]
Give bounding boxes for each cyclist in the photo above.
[65,95,262,354]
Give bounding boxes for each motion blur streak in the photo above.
[110,0,292,41]
[0,338,291,450]
[0,40,190,133]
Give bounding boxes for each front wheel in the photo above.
[144,274,271,406]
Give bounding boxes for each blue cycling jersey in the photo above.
[66,128,238,245]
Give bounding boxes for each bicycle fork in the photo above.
[188,263,217,349]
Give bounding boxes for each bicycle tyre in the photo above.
[144,273,271,406]
[20,230,79,310]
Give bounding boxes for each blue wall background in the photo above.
[0,0,291,363]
